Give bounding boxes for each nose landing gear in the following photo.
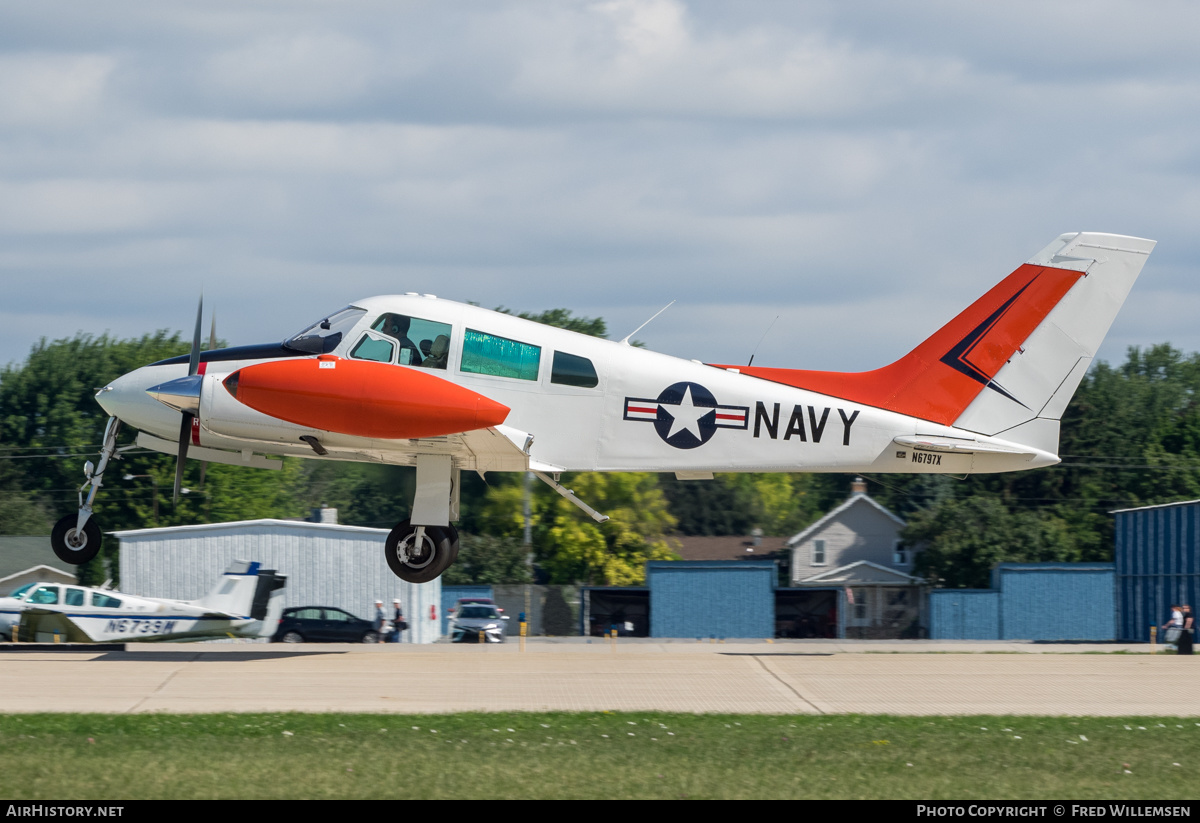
[51,417,122,566]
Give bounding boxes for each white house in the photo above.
[785,479,925,638]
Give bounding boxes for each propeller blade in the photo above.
[177,295,203,503]
[175,412,192,503]
[200,310,217,488]
[188,296,203,377]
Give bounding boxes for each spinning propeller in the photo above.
[145,297,204,502]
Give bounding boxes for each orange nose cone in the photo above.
[227,357,510,439]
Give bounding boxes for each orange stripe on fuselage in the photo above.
[714,264,1083,426]
[228,356,510,440]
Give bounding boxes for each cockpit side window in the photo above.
[349,333,395,364]
[29,586,59,605]
[371,313,452,370]
[551,351,599,388]
[285,307,367,354]
[461,329,541,381]
[91,592,122,608]
[64,588,85,607]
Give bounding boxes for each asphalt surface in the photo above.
[3,638,1197,715]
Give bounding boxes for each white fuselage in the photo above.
[2,581,271,643]
[96,295,1058,477]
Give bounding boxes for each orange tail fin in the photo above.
[717,232,1154,432]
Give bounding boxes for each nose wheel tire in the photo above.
[384,519,459,583]
[50,515,102,565]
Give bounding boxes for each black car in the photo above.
[272,606,379,643]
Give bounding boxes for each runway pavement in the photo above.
[3,638,1197,715]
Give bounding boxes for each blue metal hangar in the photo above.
[1112,500,1200,642]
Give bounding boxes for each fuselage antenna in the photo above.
[747,315,780,367]
[620,300,675,346]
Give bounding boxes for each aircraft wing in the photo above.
[152,422,561,475]
[457,425,565,474]
[18,609,95,643]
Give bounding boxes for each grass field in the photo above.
[1,712,1197,799]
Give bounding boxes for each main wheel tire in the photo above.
[444,523,460,567]
[384,519,454,584]
[281,631,305,643]
[50,515,102,565]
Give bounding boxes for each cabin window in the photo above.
[91,592,122,608]
[29,586,59,605]
[371,313,452,369]
[461,329,541,381]
[812,539,826,565]
[64,588,85,607]
[551,351,599,388]
[349,332,395,363]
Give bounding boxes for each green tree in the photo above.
[906,495,1082,589]
[538,472,679,585]
[477,471,679,585]
[440,534,534,585]
[0,332,307,535]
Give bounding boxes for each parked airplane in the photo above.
[52,231,1154,584]
[1,560,286,643]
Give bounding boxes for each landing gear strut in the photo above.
[384,519,460,584]
[51,416,122,566]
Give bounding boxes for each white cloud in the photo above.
[0,53,115,127]
[203,32,378,109]
[0,1,1199,374]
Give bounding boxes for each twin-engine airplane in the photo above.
[52,231,1155,584]
[1,560,286,643]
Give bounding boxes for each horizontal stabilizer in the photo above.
[892,435,1036,457]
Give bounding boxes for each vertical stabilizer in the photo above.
[193,560,269,617]
[715,232,1154,456]
[951,233,1154,444]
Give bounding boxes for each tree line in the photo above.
[3,313,1199,589]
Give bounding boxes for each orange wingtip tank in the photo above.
[223,356,510,439]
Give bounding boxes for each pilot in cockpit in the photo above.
[377,314,422,366]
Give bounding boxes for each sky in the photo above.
[1,1,1198,374]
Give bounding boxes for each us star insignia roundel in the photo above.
[623,382,749,449]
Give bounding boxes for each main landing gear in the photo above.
[382,454,464,584]
[384,520,460,584]
[51,417,123,566]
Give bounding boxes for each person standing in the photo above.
[1162,604,1184,649]
[389,599,407,643]
[1179,605,1194,655]
[372,599,386,643]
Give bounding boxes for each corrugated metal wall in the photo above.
[648,561,775,638]
[116,520,442,643]
[928,590,999,639]
[995,564,1115,641]
[1115,503,1200,641]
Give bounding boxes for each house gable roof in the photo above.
[785,493,905,547]
[0,564,77,590]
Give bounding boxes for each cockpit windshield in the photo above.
[284,307,366,354]
[7,583,34,600]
